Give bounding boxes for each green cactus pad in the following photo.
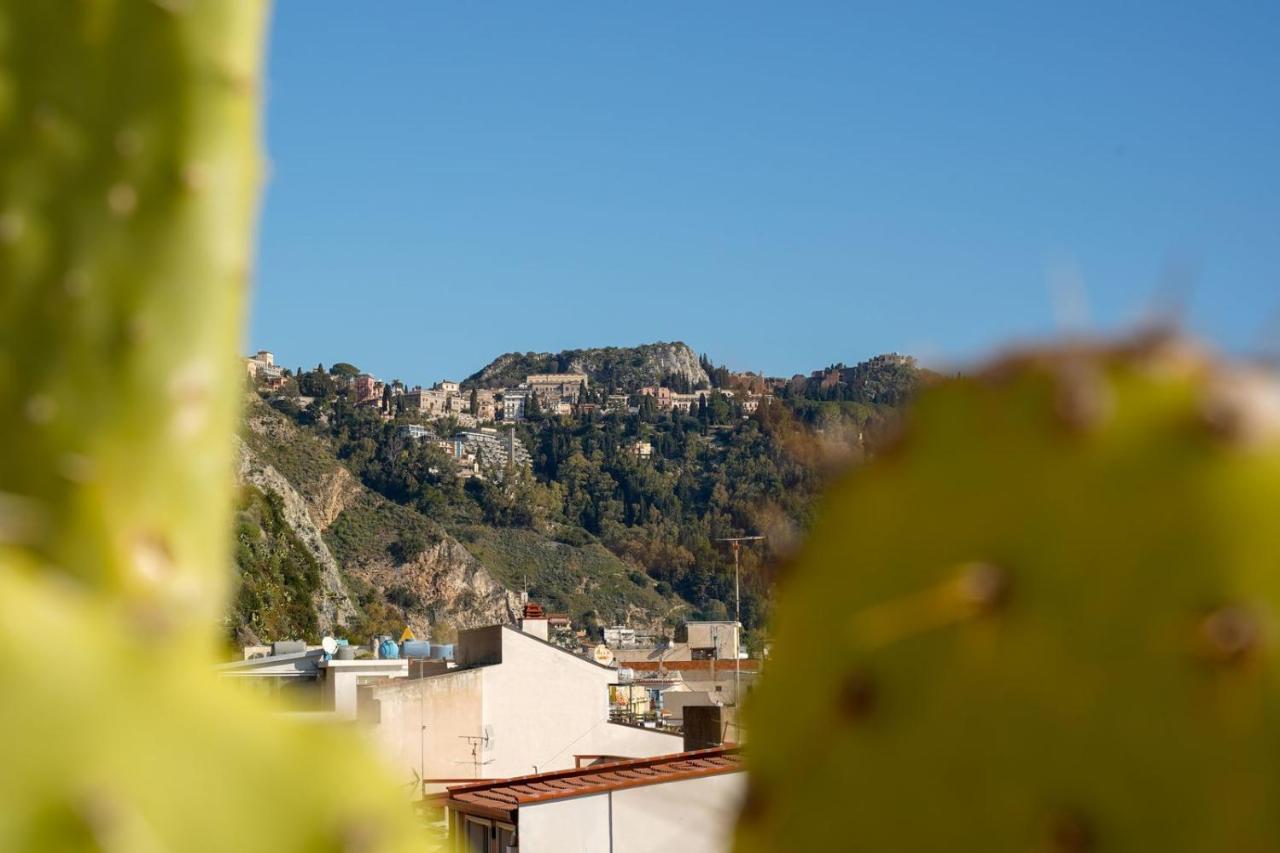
[739,338,1280,852]
[0,3,425,849]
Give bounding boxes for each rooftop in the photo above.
[627,660,762,673]
[444,746,742,821]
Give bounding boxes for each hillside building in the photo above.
[501,391,527,422]
[526,373,588,403]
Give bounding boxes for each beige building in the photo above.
[473,389,497,422]
[405,387,453,417]
[526,373,588,402]
[244,350,284,387]
[687,621,740,661]
[365,625,683,790]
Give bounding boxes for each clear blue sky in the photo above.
[252,1,1279,384]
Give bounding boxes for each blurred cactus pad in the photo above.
[740,337,1280,852]
[0,2,419,850]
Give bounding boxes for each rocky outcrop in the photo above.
[308,465,361,531]
[465,341,711,391]
[238,401,524,639]
[344,538,520,638]
[236,441,359,631]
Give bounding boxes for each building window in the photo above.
[463,817,490,853]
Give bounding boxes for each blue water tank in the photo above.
[402,640,432,658]
[378,638,400,660]
[429,644,454,660]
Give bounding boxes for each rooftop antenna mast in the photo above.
[715,535,764,707]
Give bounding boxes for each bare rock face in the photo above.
[308,465,360,531]
[346,539,520,638]
[236,441,359,631]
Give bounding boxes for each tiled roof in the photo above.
[444,747,743,821]
[626,659,762,672]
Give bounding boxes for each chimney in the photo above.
[520,602,549,641]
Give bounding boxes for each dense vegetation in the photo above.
[229,485,323,644]
[246,348,926,643]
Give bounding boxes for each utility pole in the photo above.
[715,535,764,707]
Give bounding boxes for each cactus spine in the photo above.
[0,3,422,849]
[738,338,1280,852]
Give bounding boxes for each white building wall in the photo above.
[579,722,683,759]
[519,795,611,853]
[368,667,484,789]
[516,772,745,853]
[610,772,746,853]
[368,628,683,789]
[480,631,617,777]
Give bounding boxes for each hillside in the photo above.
[234,346,926,650]
[782,353,929,405]
[231,398,688,643]
[464,341,709,392]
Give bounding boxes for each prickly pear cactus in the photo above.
[0,3,422,850]
[739,337,1280,852]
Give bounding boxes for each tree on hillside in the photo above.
[329,362,360,378]
[469,388,479,416]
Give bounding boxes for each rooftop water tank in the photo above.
[401,640,432,659]
[271,640,306,656]
[429,644,454,660]
[378,638,400,660]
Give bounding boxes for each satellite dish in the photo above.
[593,644,615,666]
[321,636,338,655]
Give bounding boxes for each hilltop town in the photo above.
[247,347,781,480]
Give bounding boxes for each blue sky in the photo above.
[252,1,1279,384]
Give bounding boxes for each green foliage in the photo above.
[328,362,360,378]
[457,524,679,624]
[229,486,321,644]
[387,524,429,564]
[325,491,440,570]
[741,340,1280,852]
[261,351,919,634]
[781,353,929,405]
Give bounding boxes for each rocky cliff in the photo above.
[464,341,710,391]
[233,400,517,642]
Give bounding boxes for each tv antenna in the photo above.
[715,535,764,706]
[458,728,495,778]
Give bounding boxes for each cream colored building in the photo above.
[365,625,683,790]
[687,621,740,660]
[526,373,588,402]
